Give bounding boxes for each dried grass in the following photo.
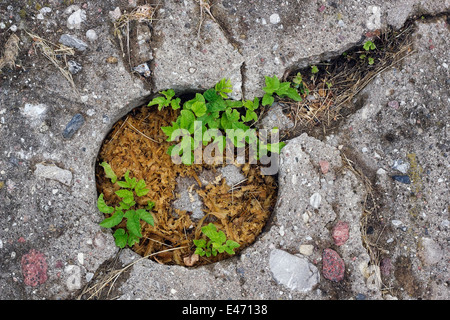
[284,23,416,131]
[26,31,77,91]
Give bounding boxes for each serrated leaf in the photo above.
[193,239,206,249]
[147,201,155,211]
[147,96,167,109]
[285,87,302,101]
[179,110,195,130]
[124,171,137,189]
[263,75,280,94]
[125,210,142,238]
[115,189,134,204]
[262,93,274,106]
[171,98,181,110]
[195,247,206,256]
[113,229,128,248]
[191,101,207,117]
[117,181,131,189]
[99,209,124,228]
[97,193,114,214]
[161,89,175,100]
[100,162,117,183]
[127,233,140,247]
[137,209,154,226]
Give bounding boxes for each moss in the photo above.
[19,8,27,19]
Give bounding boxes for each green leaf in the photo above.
[127,233,140,247]
[285,87,302,101]
[135,179,149,197]
[113,229,128,248]
[193,239,206,249]
[115,189,134,204]
[267,141,286,154]
[147,201,155,211]
[203,88,220,102]
[147,96,167,110]
[118,200,135,210]
[124,171,137,190]
[215,78,233,98]
[99,162,117,183]
[195,247,206,256]
[311,65,319,74]
[262,93,274,106]
[224,240,240,254]
[263,75,280,94]
[125,210,142,238]
[171,98,181,110]
[117,181,131,189]
[137,209,154,226]
[368,57,375,65]
[179,110,195,130]
[99,209,124,228]
[161,89,175,101]
[97,193,114,214]
[191,101,207,117]
[363,40,376,51]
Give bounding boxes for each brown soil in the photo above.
[95,104,278,267]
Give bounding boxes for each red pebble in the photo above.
[332,221,349,246]
[319,160,330,174]
[21,249,48,287]
[322,248,345,282]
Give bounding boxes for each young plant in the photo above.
[360,40,376,65]
[193,223,240,257]
[149,78,287,165]
[97,162,155,248]
[292,72,310,95]
[262,75,302,106]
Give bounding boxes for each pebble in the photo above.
[269,249,320,292]
[59,34,88,51]
[419,238,444,265]
[68,60,82,74]
[391,220,403,227]
[269,13,281,24]
[332,221,349,246]
[133,63,151,77]
[322,248,345,282]
[109,7,122,21]
[34,163,73,186]
[86,29,98,42]
[392,159,409,174]
[319,160,329,174]
[67,9,86,30]
[380,257,392,276]
[391,175,411,184]
[62,113,85,139]
[299,244,314,256]
[309,192,322,209]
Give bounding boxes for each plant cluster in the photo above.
[97,162,155,248]
[147,77,298,165]
[360,40,377,65]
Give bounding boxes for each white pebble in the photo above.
[86,29,98,41]
[269,13,280,24]
[309,193,322,209]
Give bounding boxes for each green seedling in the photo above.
[311,65,319,74]
[292,72,310,95]
[97,162,155,248]
[148,89,181,111]
[193,223,240,257]
[363,40,376,51]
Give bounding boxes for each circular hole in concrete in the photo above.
[95,95,279,267]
